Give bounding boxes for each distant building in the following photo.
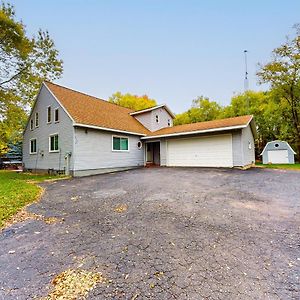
[261,140,296,164]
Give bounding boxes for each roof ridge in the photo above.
[44,81,134,113]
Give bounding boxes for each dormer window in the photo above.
[54,108,59,122]
[47,106,52,123]
[168,119,171,126]
[35,112,39,127]
[155,115,159,123]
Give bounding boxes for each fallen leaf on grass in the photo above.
[42,269,107,300]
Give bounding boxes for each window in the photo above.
[113,136,129,151]
[54,108,59,122]
[49,134,59,152]
[30,119,34,130]
[137,141,142,149]
[30,139,37,154]
[155,115,159,123]
[35,112,39,127]
[47,106,52,123]
[274,143,279,148]
[168,119,171,126]
[248,141,252,150]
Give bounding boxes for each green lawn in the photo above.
[256,163,300,170]
[0,170,67,228]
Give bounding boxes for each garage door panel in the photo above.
[167,134,233,167]
[268,150,289,164]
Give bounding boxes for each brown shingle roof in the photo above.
[44,82,253,138]
[145,115,253,138]
[44,81,150,135]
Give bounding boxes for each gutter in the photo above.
[141,124,248,140]
[73,123,147,136]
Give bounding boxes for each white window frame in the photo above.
[29,138,37,154]
[54,107,59,123]
[30,119,34,130]
[35,112,39,128]
[168,119,171,126]
[49,133,59,153]
[155,114,159,123]
[112,135,129,152]
[47,106,52,123]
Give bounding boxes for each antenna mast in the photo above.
[244,50,249,91]
[243,50,250,113]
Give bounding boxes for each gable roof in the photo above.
[42,82,255,139]
[261,140,296,155]
[44,81,149,136]
[129,104,175,118]
[142,115,254,139]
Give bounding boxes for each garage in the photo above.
[166,134,233,167]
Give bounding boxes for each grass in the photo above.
[0,170,67,228]
[256,162,300,170]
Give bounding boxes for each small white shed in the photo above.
[261,140,296,164]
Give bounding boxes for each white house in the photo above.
[23,82,256,176]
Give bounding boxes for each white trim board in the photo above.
[141,124,248,140]
[73,123,147,137]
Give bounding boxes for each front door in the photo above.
[146,142,160,165]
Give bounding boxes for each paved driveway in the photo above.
[0,168,299,299]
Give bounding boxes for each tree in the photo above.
[109,91,157,111]
[0,2,63,154]
[257,24,300,156]
[174,96,223,125]
[222,90,288,154]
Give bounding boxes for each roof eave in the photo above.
[141,124,248,140]
[130,104,176,119]
[73,123,147,136]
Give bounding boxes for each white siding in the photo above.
[134,107,173,132]
[73,128,144,172]
[232,130,243,166]
[166,134,233,167]
[241,125,255,166]
[23,85,74,172]
[160,139,167,166]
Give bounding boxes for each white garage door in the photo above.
[267,150,289,164]
[166,134,233,167]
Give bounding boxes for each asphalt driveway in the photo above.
[0,167,299,299]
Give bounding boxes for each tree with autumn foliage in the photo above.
[0,2,63,154]
[109,92,157,111]
[257,24,300,155]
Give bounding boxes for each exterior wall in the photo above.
[160,138,167,166]
[241,125,255,166]
[73,127,144,176]
[262,141,295,164]
[134,107,173,132]
[23,85,74,172]
[232,130,243,166]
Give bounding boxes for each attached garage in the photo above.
[166,134,233,167]
[142,115,256,168]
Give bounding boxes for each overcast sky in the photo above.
[10,0,300,113]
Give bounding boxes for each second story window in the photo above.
[35,112,39,127]
[30,119,34,130]
[155,115,159,123]
[168,119,171,126]
[54,108,59,122]
[47,106,52,123]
